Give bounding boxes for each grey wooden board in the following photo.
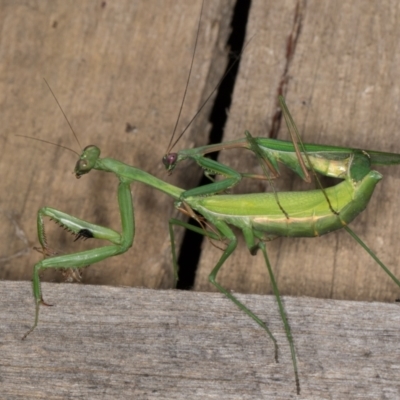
[195,0,400,301]
[2,281,400,399]
[0,0,234,286]
[1,0,400,336]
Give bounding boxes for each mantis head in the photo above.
[75,145,101,178]
[162,152,178,174]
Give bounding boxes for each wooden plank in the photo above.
[0,0,234,286]
[2,281,400,398]
[195,0,400,301]
[2,2,398,396]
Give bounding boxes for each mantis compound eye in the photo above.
[162,153,178,171]
[74,145,101,178]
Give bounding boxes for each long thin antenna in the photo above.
[43,78,82,151]
[16,134,80,156]
[167,35,255,153]
[165,0,205,154]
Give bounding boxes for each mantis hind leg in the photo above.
[22,180,134,340]
[212,221,299,394]
[258,242,300,395]
[169,217,280,362]
[169,213,300,393]
[344,226,400,288]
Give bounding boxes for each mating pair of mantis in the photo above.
[22,92,400,395]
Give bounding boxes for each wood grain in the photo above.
[0,0,234,287]
[195,0,400,302]
[1,0,399,343]
[2,1,400,398]
[2,281,400,399]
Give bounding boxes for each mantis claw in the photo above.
[41,298,53,307]
[33,245,59,257]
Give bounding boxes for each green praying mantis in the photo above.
[19,2,400,395]
[21,90,400,394]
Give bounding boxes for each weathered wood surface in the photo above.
[1,0,400,315]
[195,0,400,301]
[2,281,400,399]
[0,0,233,287]
[2,1,399,398]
